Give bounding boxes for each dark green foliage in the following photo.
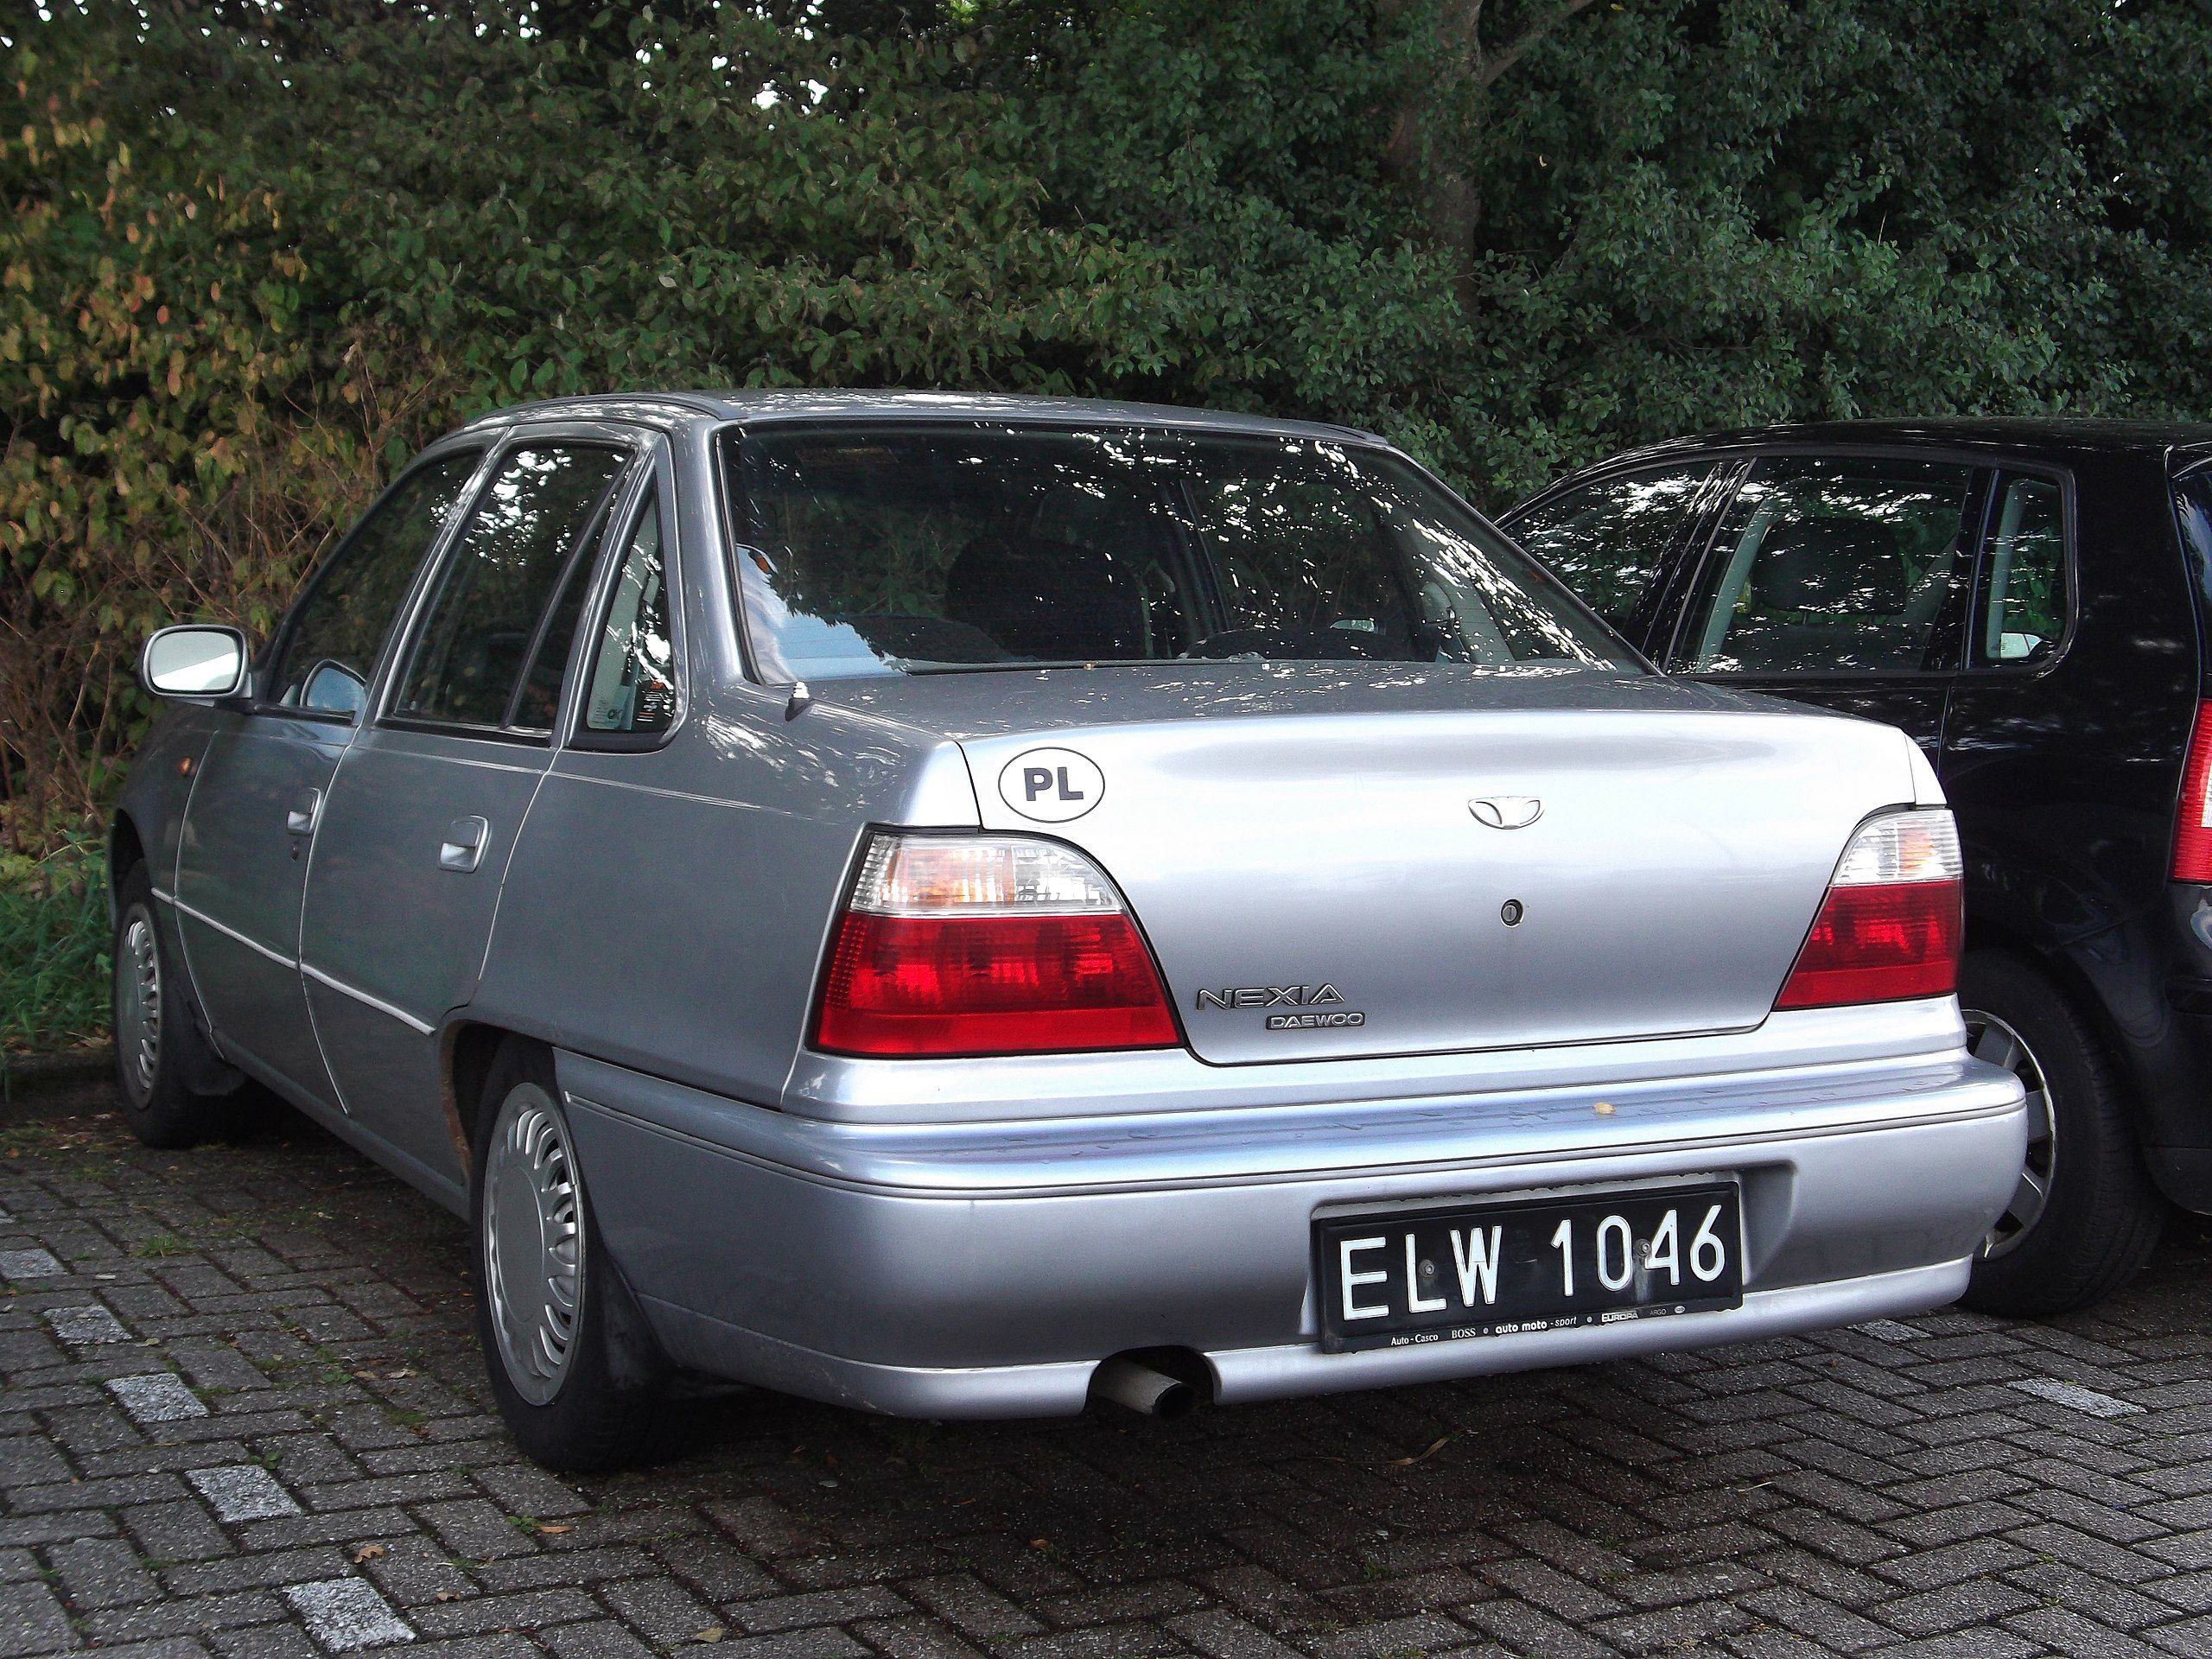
[8,0,2212,1050]
[0,842,108,1058]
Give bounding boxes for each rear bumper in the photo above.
[556,1028,2025,1417]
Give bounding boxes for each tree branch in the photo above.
[1473,0,1603,90]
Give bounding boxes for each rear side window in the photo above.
[1973,474,2069,668]
[1675,458,1979,676]
[391,443,628,731]
[269,453,481,718]
[1507,465,1714,631]
[582,493,677,735]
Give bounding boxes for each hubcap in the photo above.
[480,1083,585,1406]
[115,906,162,1108]
[1966,1007,2055,1260]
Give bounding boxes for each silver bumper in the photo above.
[557,1033,2025,1417]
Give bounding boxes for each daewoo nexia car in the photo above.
[115,392,2024,1469]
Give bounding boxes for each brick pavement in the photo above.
[3,1091,2212,1659]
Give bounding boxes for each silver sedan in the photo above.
[113,393,2026,1468]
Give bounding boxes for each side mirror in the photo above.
[140,625,249,700]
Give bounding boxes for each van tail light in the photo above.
[1775,809,1964,1010]
[2172,702,2212,880]
[811,833,1179,1058]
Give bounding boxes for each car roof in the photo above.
[456,389,1386,448]
[1548,416,2212,481]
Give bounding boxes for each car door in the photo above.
[1664,454,1986,759]
[1503,461,1731,652]
[299,429,641,1192]
[171,447,487,1109]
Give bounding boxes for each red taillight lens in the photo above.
[811,834,1179,1058]
[1776,809,1963,1011]
[2173,701,2212,880]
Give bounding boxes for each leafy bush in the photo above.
[0,840,107,1058]
[9,0,2212,1058]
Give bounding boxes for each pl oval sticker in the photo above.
[999,747,1105,823]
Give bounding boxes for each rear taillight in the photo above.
[1776,809,1963,1010]
[2174,702,2212,880]
[811,833,1179,1058]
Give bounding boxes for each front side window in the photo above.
[391,443,628,730]
[268,452,481,718]
[582,494,677,735]
[1973,474,2069,668]
[1507,464,1716,631]
[1675,458,1979,676]
[726,425,1637,680]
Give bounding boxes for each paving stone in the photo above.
[108,1373,211,1425]
[2010,1377,2146,1419]
[46,1305,130,1344]
[280,1579,415,1651]
[0,1251,65,1281]
[189,1465,304,1523]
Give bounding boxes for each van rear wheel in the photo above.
[1958,950,2164,1318]
[469,1039,664,1471]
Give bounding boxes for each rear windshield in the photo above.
[721,424,1638,679]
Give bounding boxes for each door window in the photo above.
[1973,474,2069,668]
[1675,458,1978,676]
[582,493,677,736]
[267,452,482,718]
[1507,465,1715,632]
[391,443,628,731]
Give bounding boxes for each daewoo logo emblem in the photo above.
[1469,796,1543,830]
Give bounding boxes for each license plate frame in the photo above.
[1312,1178,1745,1353]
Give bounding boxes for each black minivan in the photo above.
[1505,419,2212,1317]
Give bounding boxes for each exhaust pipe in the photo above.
[1090,1355,1198,1421]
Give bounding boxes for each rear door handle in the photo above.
[285,787,322,837]
[439,816,490,874]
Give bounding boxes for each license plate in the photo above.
[1313,1180,1744,1352]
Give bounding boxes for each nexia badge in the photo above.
[998,747,1104,823]
[1195,982,1367,1030]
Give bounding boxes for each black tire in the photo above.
[1959,950,2165,1318]
[110,861,238,1149]
[469,1039,664,1471]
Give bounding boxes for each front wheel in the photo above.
[1958,950,2164,1318]
[111,861,238,1148]
[470,1041,664,1471]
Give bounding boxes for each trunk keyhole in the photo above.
[1501,899,1524,926]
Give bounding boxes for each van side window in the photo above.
[1507,465,1714,632]
[1973,474,2069,668]
[1675,458,1978,676]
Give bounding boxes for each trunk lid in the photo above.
[830,666,1922,1065]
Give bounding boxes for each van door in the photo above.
[1666,454,1985,760]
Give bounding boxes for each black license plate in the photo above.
[1313,1181,1744,1352]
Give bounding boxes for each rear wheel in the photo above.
[111,861,238,1148]
[1959,950,2164,1317]
[470,1040,663,1471]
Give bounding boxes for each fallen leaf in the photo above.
[693,1627,725,1643]
[537,1523,573,1535]
[1029,1538,1050,1549]
[1389,1433,1459,1468]
[433,1592,462,1604]
[352,1544,387,1563]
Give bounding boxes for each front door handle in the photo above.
[439,816,490,874]
[285,787,322,837]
